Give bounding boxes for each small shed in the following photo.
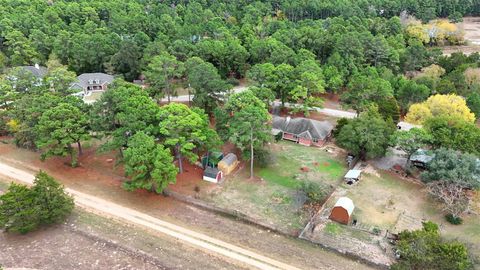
[344,169,362,185]
[201,151,224,169]
[203,167,223,183]
[218,153,239,175]
[329,197,355,225]
[409,149,434,169]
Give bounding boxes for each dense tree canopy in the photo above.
[335,106,395,159]
[215,91,271,178]
[123,132,177,193]
[392,221,473,270]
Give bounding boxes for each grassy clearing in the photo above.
[333,167,480,260]
[258,141,346,188]
[205,141,347,233]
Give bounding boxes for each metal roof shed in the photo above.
[329,197,355,225]
[344,169,362,184]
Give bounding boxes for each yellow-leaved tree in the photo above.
[405,94,476,124]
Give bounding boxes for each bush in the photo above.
[445,213,463,225]
[392,221,473,270]
[0,171,74,234]
[299,181,325,203]
[0,183,40,234]
[226,77,240,86]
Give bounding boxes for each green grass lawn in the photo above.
[258,141,346,188]
[205,141,347,233]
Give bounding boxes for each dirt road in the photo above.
[162,85,358,119]
[0,162,301,270]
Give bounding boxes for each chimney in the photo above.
[34,63,40,70]
[285,116,291,126]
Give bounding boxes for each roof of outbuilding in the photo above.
[410,149,434,164]
[333,197,355,215]
[344,169,362,179]
[204,167,220,178]
[19,65,47,78]
[272,116,333,140]
[219,153,238,166]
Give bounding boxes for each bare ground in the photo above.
[443,17,480,55]
[0,210,245,270]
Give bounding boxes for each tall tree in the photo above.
[144,52,184,102]
[185,57,230,114]
[215,91,271,178]
[336,106,395,159]
[422,148,480,219]
[32,171,74,225]
[109,39,143,82]
[44,57,77,95]
[406,94,476,124]
[157,103,215,173]
[123,132,177,193]
[394,128,433,166]
[36,103,90,167]
[392,221,472,270]
[342,69,394,113]
[424,116,480,157]
[4,29,40,65]
[90,81,159,154]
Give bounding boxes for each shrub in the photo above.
[226,77,240,86]
[445,214,463,225]
[299,181,325,203]
[0,183,40,234]
[0,171,74,234]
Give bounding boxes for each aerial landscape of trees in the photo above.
[0,0,479,267]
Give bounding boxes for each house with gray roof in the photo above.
[272,116,334,147]
[19,64,48,79]
[71,72,114,95]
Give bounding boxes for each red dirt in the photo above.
[300,166,310,172]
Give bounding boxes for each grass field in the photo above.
[205,141,348,234]
[258,141,346,188]
[326,166,480,262]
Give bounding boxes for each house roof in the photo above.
[19,65,47,78]
[344,169,362,179]
[397,121,422,131]
[410,149,434,164]
[333,197,355,216]
[219,153,238,166]
[272,116,333,140]
[74,73,114,89]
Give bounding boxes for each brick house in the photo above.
[272,116,334,147]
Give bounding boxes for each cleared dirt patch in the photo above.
[443,17,480,55]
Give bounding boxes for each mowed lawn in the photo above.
[204,141,347,234]
[258,141,346,188]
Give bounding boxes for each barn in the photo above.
[329,197,355,225]
[272,116,334,147]
[218,153,239,175]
